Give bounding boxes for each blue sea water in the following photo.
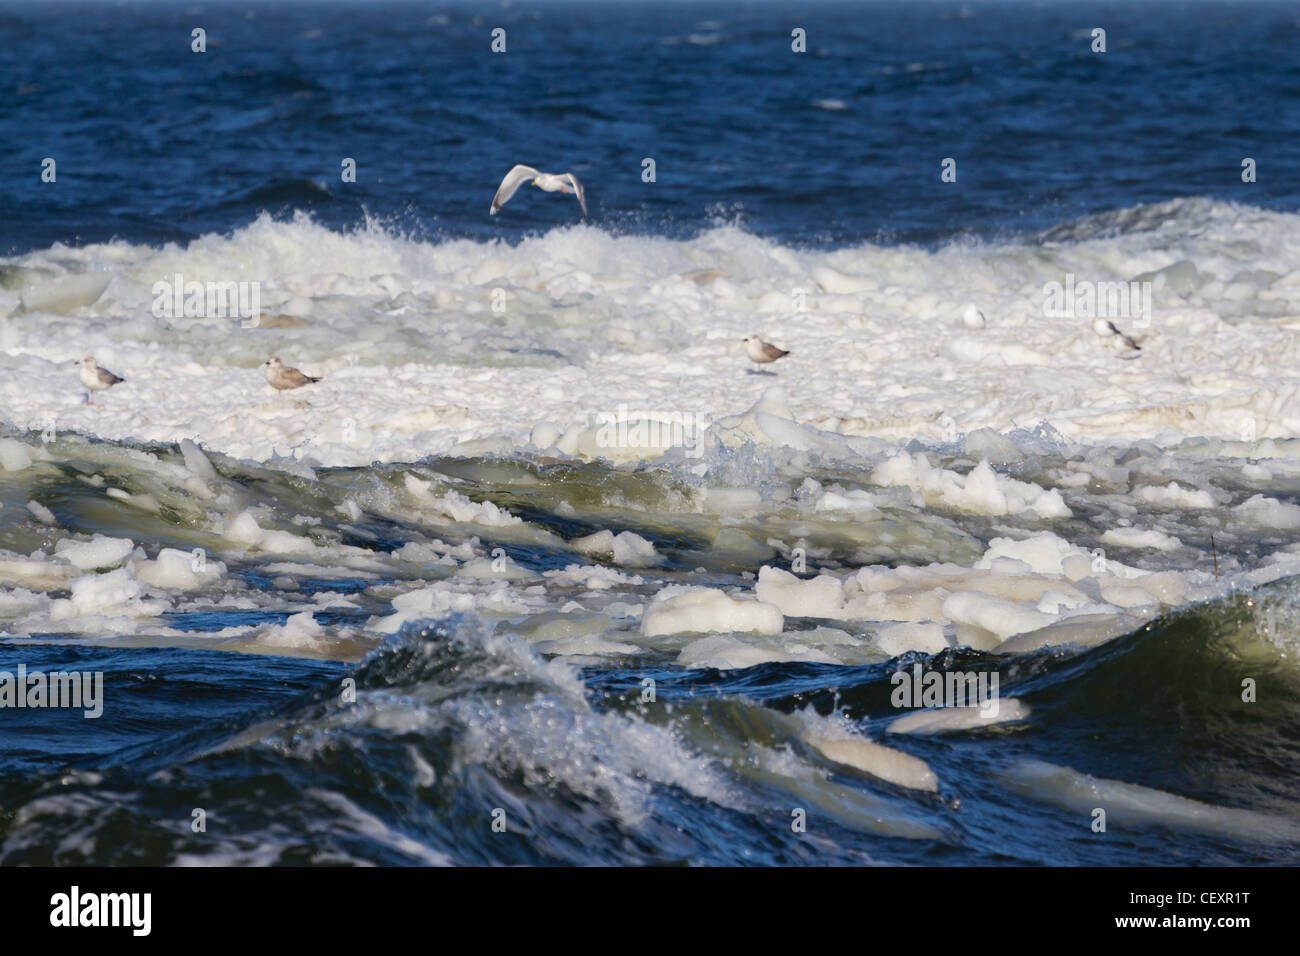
[2,0,1300,867]
[2,0,1299,253]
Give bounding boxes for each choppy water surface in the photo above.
[2,430,1299,864]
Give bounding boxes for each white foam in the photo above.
[2,201,1297,467]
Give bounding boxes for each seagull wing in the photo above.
[761,342,789,361]
[1106,321,1141,350]
[563,173,587,217]
[490,164,540,215]
[99,368,124,386]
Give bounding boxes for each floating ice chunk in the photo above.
[572,529,663,568]
[178,438,218,496]
[1036,589,1088,614]
[404,476,522,526]
[1236,494,1300,531]
[813,488,881,516]
[225,511,265,546]
[641,586,783,637]
[711,386,859,457]
[1098,582,1161,609]
[49,567,164,622]
[454,557,534,581]
[986,557,1033,575]
[1003,759,1300,843]
[26,501,56,525]
[221,510,317,555]
[0,439,33,472]
[676,634,836,669]
[994,610,1146,654]
[873,621,950,656]
[1100,527,1182,551]
[1130,570,1190,605]
[54,534,135,571]
[754,566,846,618]
[373,581,531,633]
[963,428,1023,464]
[0,587,45,620]
[872,454,1070,519]
[256,611,327,650]
[530,421,564,450]
[135,548,226,590]
[710,527,775,565]
[391,541,461,567]
[178,438,216,480]
[105,488,162,513]
[535,633,640,657]
[544,563,644,590]
[801,716,939,792]
[942,591,1056,647]
[887,698,1030,735]
[977,531,1143,578]
[0,555,72,591]
[1135,482,1215,509]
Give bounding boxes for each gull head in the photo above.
[80,356,96,369]
[265,357,282,369]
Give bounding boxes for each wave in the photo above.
[4,582,1299,865]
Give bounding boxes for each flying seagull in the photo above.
[744,334,790,365]
[264,357,320,390]
[77,356,124,405]
[490,164,587,218]
[1093,318,1141,353]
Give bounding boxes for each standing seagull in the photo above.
[490,164,587,218]
[77,356,124,405]
[744,334,790,366]
[962,304,986,329]
[264,357,320,391]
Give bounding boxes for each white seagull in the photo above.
[264,357,320,391]
[490,164,587,218]
[962,304,986,329]
[744,334,790,365]
[77,356,124,405]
